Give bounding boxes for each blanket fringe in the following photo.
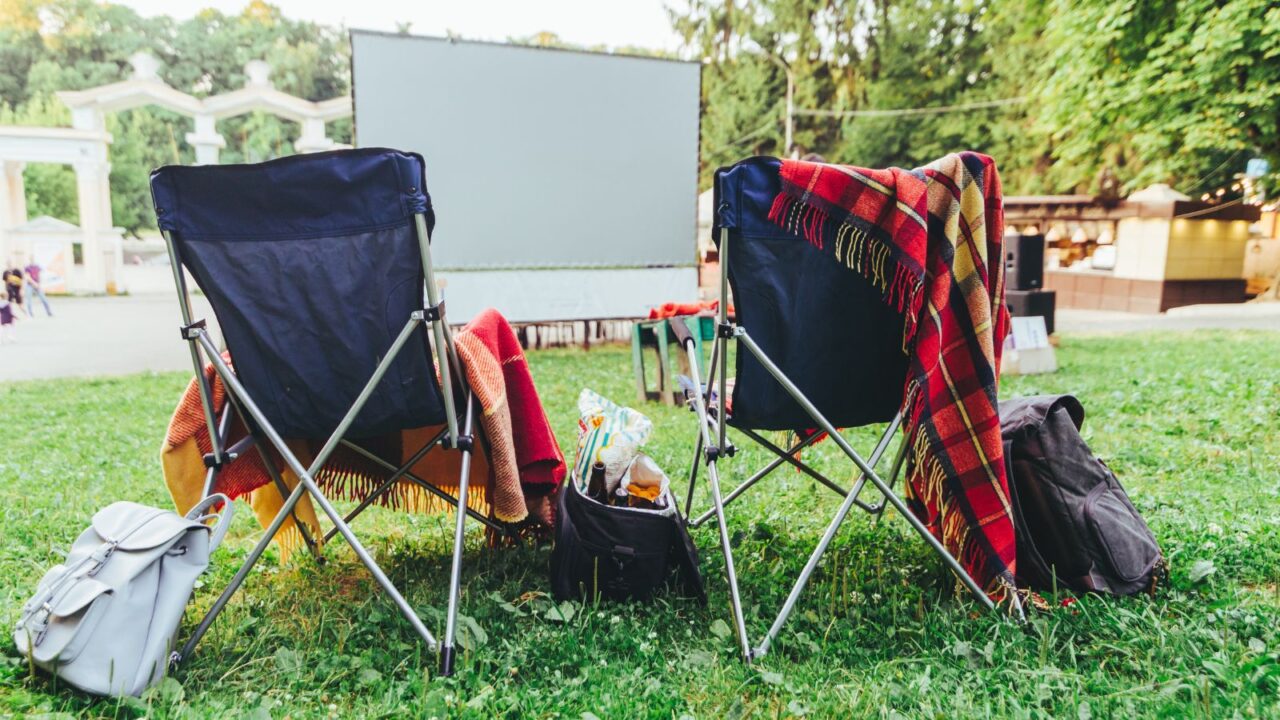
[770,189,925,351]
[315,469,495,517]
[268,476,497,559]
[904,413,1011,599]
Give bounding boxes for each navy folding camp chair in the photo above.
[676,156,1000,662]
[150,148,483,676]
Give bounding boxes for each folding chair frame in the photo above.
[163,212,479,676]
[679,228,1011,663]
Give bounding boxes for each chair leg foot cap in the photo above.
[438,646,456,677]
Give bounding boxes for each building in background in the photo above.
[1006,185,1264,313]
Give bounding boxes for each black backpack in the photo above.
[550,482,706,604]
[1000,395,1166,596]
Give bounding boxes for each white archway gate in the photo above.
[0,53,353,293]
[0,126,116,292]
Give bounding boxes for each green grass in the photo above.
[2,330,1279,718]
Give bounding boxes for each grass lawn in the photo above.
[2,330,1278,718]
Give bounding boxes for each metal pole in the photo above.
[162,230,222,462]
[440,392,476,676]
[682,337,751,661]
[414,214,460,446]
[683,431,703,520]
[217,387,321,559]
[177,471,309,663]
[323,433,444,543]
[195,330,440,650]
[717,228,730,453]
[752,417,905,659]
[255,439,322,561]
[338,439,506,534]
[200,406,234,498]
[690,429,826,528]
[737,332,995,612]
[734,427,850,497]
[683,332,718,520]
[440,316,467,395]
[767,54,794,157]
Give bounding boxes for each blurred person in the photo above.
[2,262,24,318]
[22,260,53,317]
[0,289,16,343]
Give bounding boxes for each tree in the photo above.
[1036,0,1280,195]
[669,0,1277,198]
[669,0,1048,188]
[0,0,353,234]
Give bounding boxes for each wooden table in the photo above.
[631,315,715,405]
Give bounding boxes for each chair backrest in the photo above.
[150,148,447,440]
[713,156,907,431]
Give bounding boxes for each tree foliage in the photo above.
[671,0,1277,196]
[0,0,350,235]
[2,0,1274,232]
[1036,0,1280,194]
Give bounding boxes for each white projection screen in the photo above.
[351,30,702,323]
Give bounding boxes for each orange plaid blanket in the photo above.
[769,152,1016,598]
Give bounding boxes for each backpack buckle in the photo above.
[28,603,53,645]
[85,539,120,577]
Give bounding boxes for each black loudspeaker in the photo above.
[1006,289,1056,335]
[1005,233,1045,291]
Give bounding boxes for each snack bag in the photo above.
[574,389,653,493]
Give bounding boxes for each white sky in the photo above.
[114,0,687,54]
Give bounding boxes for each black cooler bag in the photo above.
[551,482,706,604]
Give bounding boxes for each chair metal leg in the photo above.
[736,331,996,613]
[752,418,905,659]
[440,392,477,676]
[256,440,323,561]
[705,459,751,661]
[176,476,310,664]
[162,231,222,462]
[322,430,446,543]
[682,333,719,520]
[200,406,234,498]
[180,327,441,663]
[735,427,850,498]
[683,430,703,520]
[215,388,323,562]
[338,439,508,536]
[415,214,460,446]
[681,335,750,662]
[689,429,825,528]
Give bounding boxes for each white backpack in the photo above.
[13,495,233,697]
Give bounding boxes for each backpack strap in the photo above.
[185,494,235,553]
[1004,439,1057,591]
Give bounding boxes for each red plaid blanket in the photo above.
[768,152,1015,598]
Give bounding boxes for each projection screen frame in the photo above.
[350,30,702,323]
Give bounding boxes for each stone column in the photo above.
[186,114,225,165]
[0,161,27,260]
[69,106,105,133]
[295,117,335,154]
[74,160,112,293]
